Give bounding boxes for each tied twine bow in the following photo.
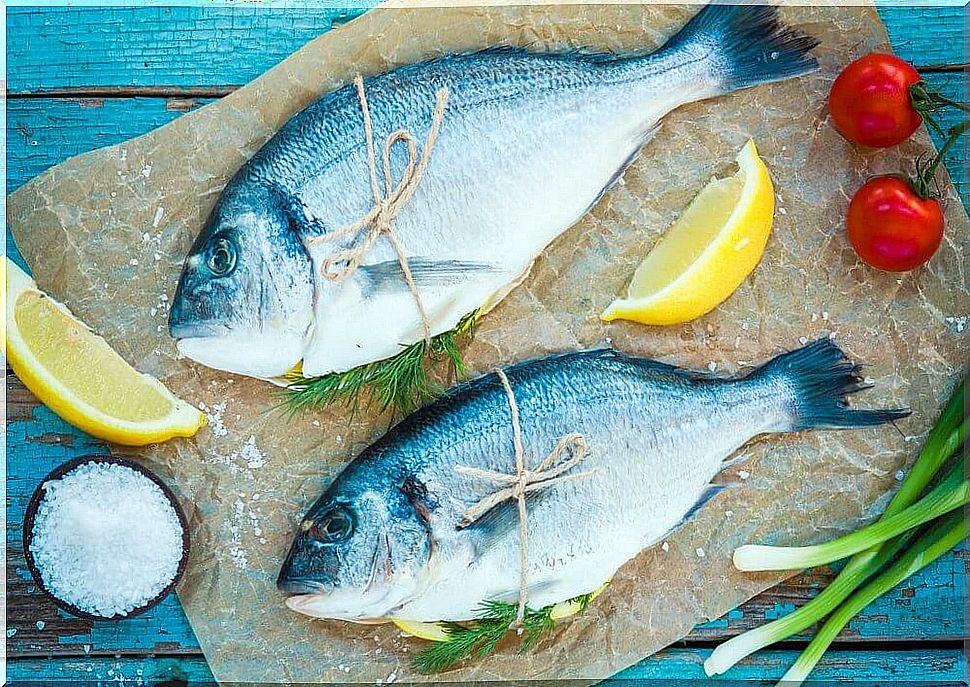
[305,75,450,345]
[455,369,593,626]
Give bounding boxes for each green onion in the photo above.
[884,380,965,512]
[704,529,916,675]
[705,378,965,677]
[733,458,967,571]
[778,510,968,686]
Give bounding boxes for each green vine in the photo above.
[412,592,597,673]
[282,310,478,416]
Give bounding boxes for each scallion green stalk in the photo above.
[734,459,967,571]
[778,510,968,686]
[704,530,915,675]
[884,380,965,511]
[705,378,965,676]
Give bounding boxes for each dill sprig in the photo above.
[412,592,596,673]
[283,310,478,416]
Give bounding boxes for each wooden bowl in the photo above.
[22,455,190,621]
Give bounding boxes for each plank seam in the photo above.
[10,638,966,660]
[6,63,964,100]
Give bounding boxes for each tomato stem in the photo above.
[913,118,969,198]
[910,82,970,135]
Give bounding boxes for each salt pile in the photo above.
[29,461,185,618]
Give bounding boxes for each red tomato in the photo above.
[847,176,943,272]
[829,54,923,148]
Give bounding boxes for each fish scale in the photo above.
[169,3,820,380]
[278,342,908,622]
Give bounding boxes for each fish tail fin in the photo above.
[753,338,910,431]
[660,3,819,96]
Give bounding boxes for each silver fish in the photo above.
[168,4,818,379]
[277,339,907,622]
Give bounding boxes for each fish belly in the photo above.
[396,377,782,621]
[300,75,683,375]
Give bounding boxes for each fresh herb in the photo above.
[412,593,594,673]
[706,376,967,685]
[283,310,478,416]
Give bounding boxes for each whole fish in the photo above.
[168,4,818,379]
[277,339,907,622]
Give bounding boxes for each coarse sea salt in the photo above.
[29,462,184,618]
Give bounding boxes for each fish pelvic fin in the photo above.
[754,338,911,431]
[661,3,819,96]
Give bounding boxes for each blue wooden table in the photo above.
[5,4,968,684]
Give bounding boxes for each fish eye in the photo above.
[310,506,354,543]
[207,237,236,276]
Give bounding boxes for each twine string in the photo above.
[306,75,450,345]
[455,369,592,626]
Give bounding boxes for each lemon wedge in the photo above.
[549,580,610,621]
[392,618,452,642]
[601,139,774,325]
[5,258,205,445]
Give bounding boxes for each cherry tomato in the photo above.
[847,176,943,272]
[829,54,923,148]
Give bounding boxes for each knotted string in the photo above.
[306,74,450,345]
[455,369,593,626]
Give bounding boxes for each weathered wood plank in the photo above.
[5,4,968,677]
[5,5,963,94]
[5,375,201,658]
[6,656,216,684]
[614,647,969,683]
[879,5,970,70]
[6,96,212,194]
[5,6,370,93]
[6,365,966,656]
[6,75,966,198]
[6,647,967,684]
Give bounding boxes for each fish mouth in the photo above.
[278,577,331,595]
[168,320,231,340]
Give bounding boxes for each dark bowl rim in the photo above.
[22,454,191,621]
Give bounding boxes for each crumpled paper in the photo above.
[8,2,969,683]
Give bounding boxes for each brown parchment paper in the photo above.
[8,3,969,683]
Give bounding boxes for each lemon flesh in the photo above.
[602,139,774,325]
[549,580,610,621]
[5,258,205,446]
[392,618,452,642]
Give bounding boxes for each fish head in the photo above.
[168,185,313,378]
[277,470,432,620]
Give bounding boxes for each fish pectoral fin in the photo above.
[460,491,548,556]
[359,258,500,298]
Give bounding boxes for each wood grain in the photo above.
[5,4,968,683]
[5,5,963,93]
[5,6,370,93]
[6,648,968,684]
